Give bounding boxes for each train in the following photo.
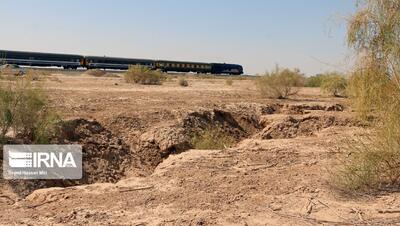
[0,50,244,75]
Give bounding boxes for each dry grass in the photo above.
[225,78,234,86]
[333,133,400,192]
[191,127,235,150]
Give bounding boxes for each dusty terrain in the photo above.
[1,71,400,225]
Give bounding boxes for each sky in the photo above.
[0,0,357,75]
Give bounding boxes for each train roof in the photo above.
[85,55,154,62]
[0,49,84,58]
[156,60,211,65]
[211,63,243,66]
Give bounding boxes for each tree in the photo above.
[334,0,400,191]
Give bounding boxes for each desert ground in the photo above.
[1,71,400,225]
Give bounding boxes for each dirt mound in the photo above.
[225,102,278,115]
[2,103,351,197]
[135,108,262,174]
[59,119,132,183]
[182,109,250,138]
[6,119,132,197]
[259,115,352,139]
[85,69,107,77]
[282,103,344,114]
[223,103,275,132]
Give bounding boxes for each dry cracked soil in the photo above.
[1,71,400,225]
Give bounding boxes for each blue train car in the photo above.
[0,50,84,69]
[85,56,154,70]
[211,63,243,75]
[155,60,212,73]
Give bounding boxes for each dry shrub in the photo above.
[124,65,165,85]
[256,66,305,99]
[0,79,61,143]
[225,78,234,86]
[320,72,347,97]
[333,0,400,192]
[333,131,400,192]
[24,70,42,81]
[86,69,107,77]
[0,67,21,81]
[191,127,235,150]
[178,77,189,87]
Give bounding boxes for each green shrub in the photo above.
[0,88,14,139]
[225,78,234,86]
[178,77,189,87]
[0,79,61,143]
[305,74,327,87]
[191,127,235,150]
[320,73,347,97]
[124,65,165,85]
[256,67,305,99]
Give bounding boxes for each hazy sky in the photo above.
[0,0,356,75]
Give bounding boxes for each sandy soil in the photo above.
[1,72,400,225]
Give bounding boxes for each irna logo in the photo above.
[3,145,82,180]
[8,151,77,168]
